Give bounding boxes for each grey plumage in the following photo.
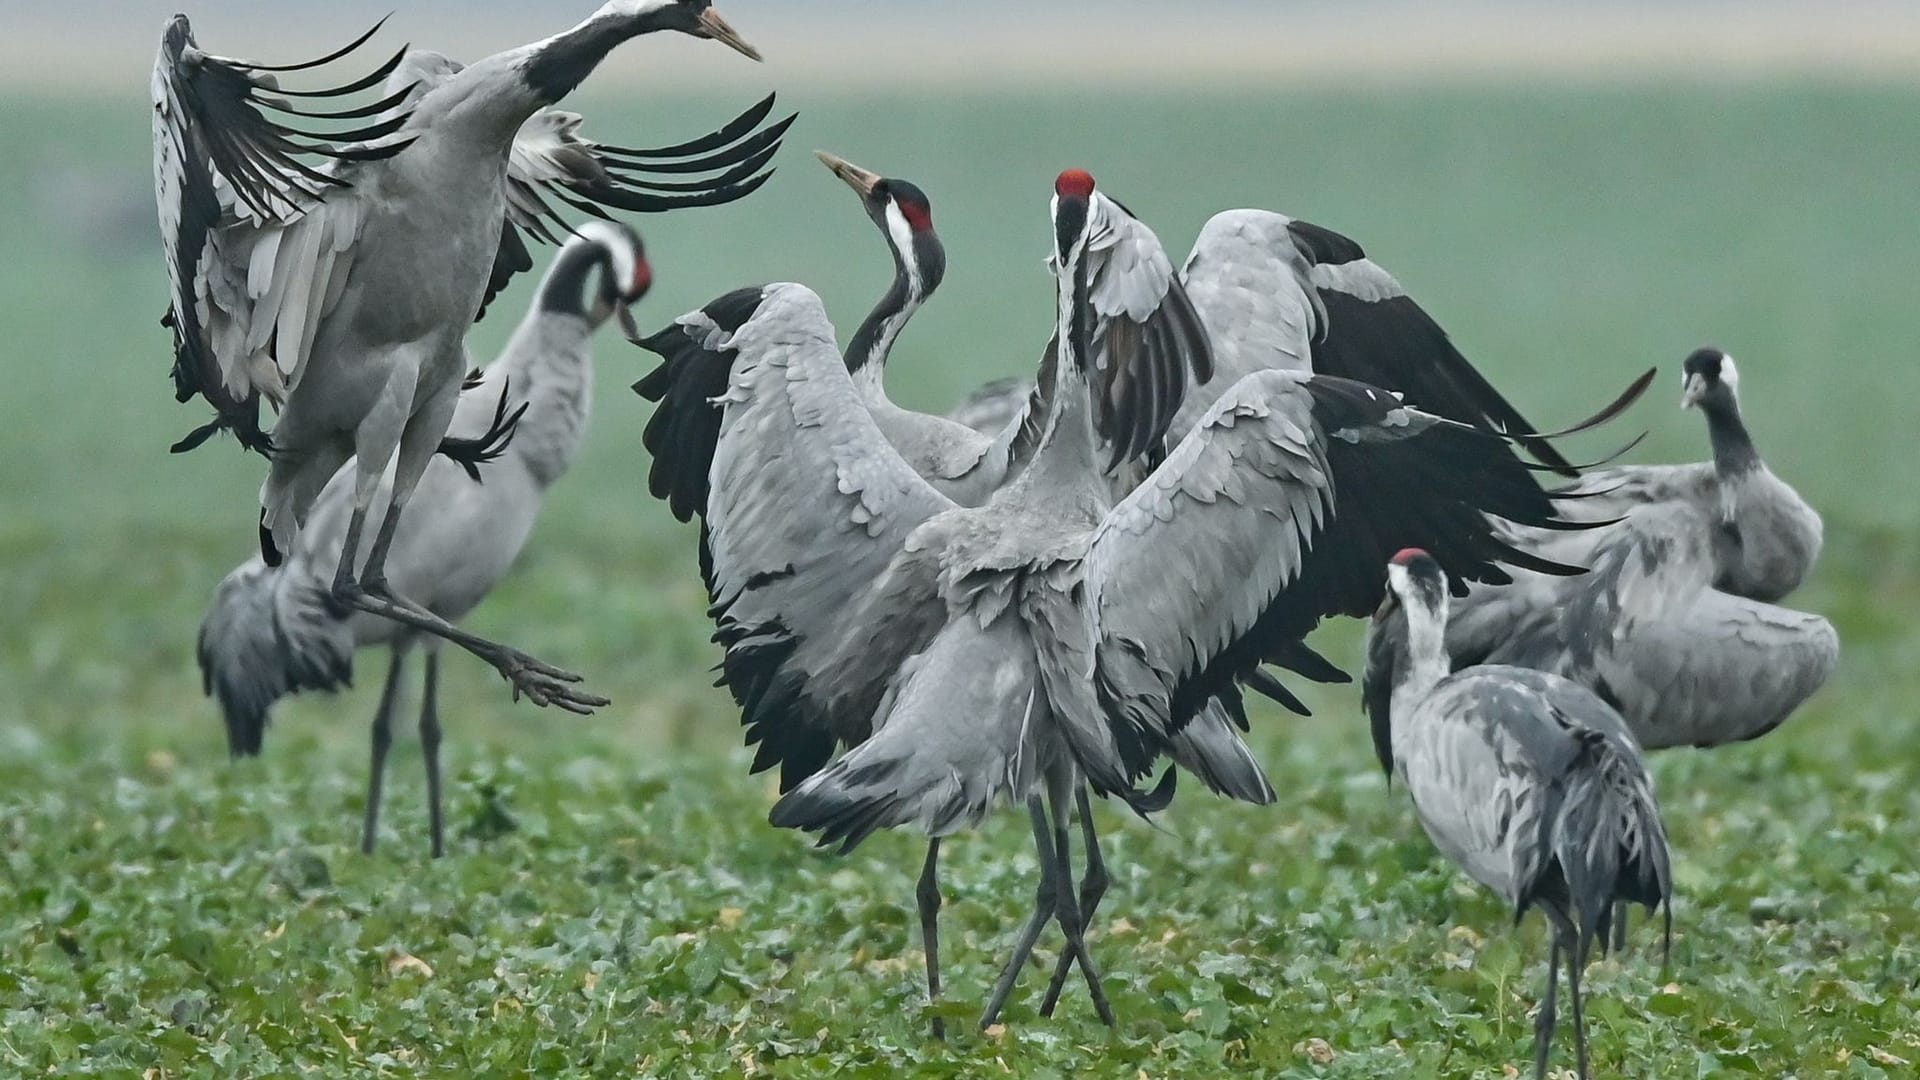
[1368,550,1672,1080]
[155,3,767,710]
[1443,349,1835,749]
[1173,209,1578,472]
[196,225,642,856]
[687,173,1591,1029]
[945,376,1036,439]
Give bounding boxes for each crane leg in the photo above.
[1533,934,1560,1080]
[420,650,446,859]
[1568,931,1592,1080]
[1039,787,1109,1018]
[359,650,408,855]
[979,797,1062,1030]
[916,840,944,1040]
[1610,901,1629,954]
[1045,790,1115,1027]
[328,395,605,715]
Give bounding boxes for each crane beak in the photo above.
[815,150,881,198]
[1680,373,1705,409]
[1374,590,1401,620]
[617,300,645,345]
[696,8,762,62]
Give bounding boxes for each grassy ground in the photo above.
[3,83,1918,1076]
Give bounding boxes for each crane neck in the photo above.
[1700,394,1760,479]
[419,9,665,145]
[1396,595,1453,705]
[1021,253,1102,488]
[522,10,667,106]
[844,260,925,400]
[488,289,599,487]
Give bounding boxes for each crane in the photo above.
[1447,346,1825,663]
[153,1,772,712]
[1365,548,1673,1080]
[196,223,650,858]
[663,171,1611,1031]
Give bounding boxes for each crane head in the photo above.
[600,0,762,61]
[1051,169,1097,264]
[817,150,944,298]
[1383,548,1446,619]
[1680,346,1737,411]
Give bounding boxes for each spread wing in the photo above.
[1065,370,1586,792]
[152,14,415,454]
[1178,209,1578,475]
[945,376,1036,439]
[481,94,794,319]
[639,284,958,790]
[1049,192,1215,470]
[1486,502,1839,750]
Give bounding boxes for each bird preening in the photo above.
[154,8,1838,1074]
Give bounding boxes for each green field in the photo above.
[3,83,1918,1076]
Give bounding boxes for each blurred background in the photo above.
[3,0,1917,778]
[3,3,1919,1072]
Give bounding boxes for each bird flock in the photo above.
[155,4,1837,1075]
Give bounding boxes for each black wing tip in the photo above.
[258,512,283,568]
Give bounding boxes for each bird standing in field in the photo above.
[196,223,651,858]
[665,170,1608,1032]
[153,2,770,710]
[1446,347,1832,708]
[637,153,1288,814]
[1366,548,1673,1080]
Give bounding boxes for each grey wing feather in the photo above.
[1174,210,1322,440]
[152,15,408,450]
[768,614,1039,852]
[1072,370,1574,793]
[483,95,791,315]
[1164,699,1276,805]
[946,376,1036,439]
[1065,369,1333,792]
[1176,208,1575,473]
[1072,193,1215,468]
[701,284,958,791]
[1497,502,1837,749]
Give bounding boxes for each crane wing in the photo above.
[636,284,959,790]
[478,95,794,320]
[153,15,416,455]
[945,375,1037,440]
[1485,502,1838,749]
[1065,370,1584,792]
[1045,192,1215,470]
[1178,209,1577,475]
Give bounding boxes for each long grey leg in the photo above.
[1610,900,1629,954]
[332,394,602,714]
[1040,787,1111,1019]
[917,840,944,1040]
[979,797,1061,1030]
[420,650,446,859]
[1533,935,1560,1080]
[333,580,605,714]
[360,650,408,855]
[1568,932,1591,1080]
[1046,792,1115,1028]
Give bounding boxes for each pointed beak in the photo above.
[617,300,645,345]
[816,150,881,198]
[1680,373,1705,409]
[1374,589,1401,620]
[696,8,761,62]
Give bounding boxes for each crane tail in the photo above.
[198,561,353,757]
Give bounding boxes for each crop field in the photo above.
[2,82,1918,1076]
